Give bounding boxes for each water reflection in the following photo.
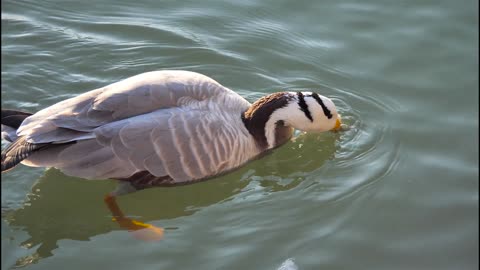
[2,132,337,267]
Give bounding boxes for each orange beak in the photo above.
[331,116,342,132]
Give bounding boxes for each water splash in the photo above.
[277,258,299,270]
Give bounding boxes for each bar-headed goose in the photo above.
[1,70,342,237]
[2,70,342,190]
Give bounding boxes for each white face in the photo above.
[300,92,340,132]
[270,92,340,132]
[263,91,341,148]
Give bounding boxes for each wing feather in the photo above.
[14,70,256,182]
[92,106,252,182]
[16,71,249,144]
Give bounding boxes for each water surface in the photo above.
[2,0,478,269]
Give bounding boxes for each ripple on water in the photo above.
[218,82,402,210]
[296,86,402,203]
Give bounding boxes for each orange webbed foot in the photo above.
[104,194,164,241]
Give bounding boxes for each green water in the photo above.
[1,0,478,269]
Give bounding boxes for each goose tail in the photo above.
[1,109,32,142]
[1,109,36,172]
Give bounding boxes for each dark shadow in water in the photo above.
[2,132,337,268]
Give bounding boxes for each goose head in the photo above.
[242,91,342,150]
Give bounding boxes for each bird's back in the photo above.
[2,70,260,185]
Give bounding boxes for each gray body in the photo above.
[1,70,340,192]
[8,71,260,184]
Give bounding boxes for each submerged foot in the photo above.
[104,194,164,241]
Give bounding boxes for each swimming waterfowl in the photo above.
[1,70,341,187]
[1,70,341,238]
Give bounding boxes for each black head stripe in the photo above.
[311,93,333,119]
[297,92,313,122]
[242,92,292,150]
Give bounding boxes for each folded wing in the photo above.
[14,70,252,182]
[17,70,248,144]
